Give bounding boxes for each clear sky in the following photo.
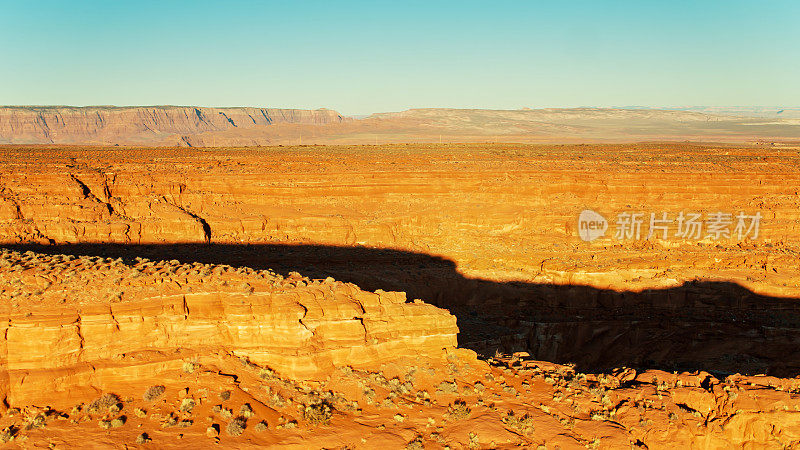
[1,0,798,115]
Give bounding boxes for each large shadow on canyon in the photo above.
[7,243,800,378]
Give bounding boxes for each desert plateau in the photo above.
[0,141,799,448]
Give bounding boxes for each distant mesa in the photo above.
[1,105,799,146]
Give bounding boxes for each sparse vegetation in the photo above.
[239,403,253,418]
[502,410,535,435]
[88,393,121,413]
[406,435,424,449]
[180,398,196,413]
[226,417,247,436]
[447,399,471,420]
[303,401,333,425]
[437,381,458,394]
[143,385,166,402]
[0,426,17,443]
[110,416,126,427]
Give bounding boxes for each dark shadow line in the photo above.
[4,242,799,378]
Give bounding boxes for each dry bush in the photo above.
[302,401,333,425]
[239,403,253,418]
[89,393,121,413]
[110,416,126,428]
[180,398,196,413]
[143,385,166,402]
[502,410,535,435]
[226,417,247,436]
[406,435,424,449]
[437,381,458,394]
[447,399,471,420]
[0,426,17,443]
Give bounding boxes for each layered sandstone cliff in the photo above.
[1,106,799,146]
[0,106,347,145]
[0,248,458,405]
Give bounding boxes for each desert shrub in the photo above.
[25,414,47,430]
[143,385,166,402]
[239,403,253,418]
[254,421,268,432]
[136,432,151,444]
[447,399,471,420]
[502,410,535,435]
[183,362,197,373]
[110,416,126,427]
[0,426,17,443]
[302,401,333,425]
[219,390,232,401]
[161,413,179,428]
[226,417,247,436]
[437,381,458,394]
[134,408,147,418]
[406,435,424,449]
[180,398,196,413]
[89,393,121,413]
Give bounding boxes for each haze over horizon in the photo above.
[1,0,798,116]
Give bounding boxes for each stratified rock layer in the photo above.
[2,143,800,376]
[0,248,458,404]
[0,106,347,145]
[2,106,800,146]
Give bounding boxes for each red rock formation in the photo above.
[0,106,347,145]
[0,248,458,405]
[2,106,799,146]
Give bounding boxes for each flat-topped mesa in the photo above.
[0,106,348,145]
[0,249,458,405]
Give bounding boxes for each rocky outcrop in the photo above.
[0,106,348,145]
[0,248,458,404]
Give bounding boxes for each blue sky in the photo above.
[1,0,797,115]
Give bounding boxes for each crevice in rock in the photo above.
[0,187,23,220]
[160,197,212,243]
[69,174,114,216]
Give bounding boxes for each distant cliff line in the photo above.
[0,106,348,145]
[1,105,799,146]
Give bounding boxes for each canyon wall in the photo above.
[1,106,800,146]
[0,106,347,145]
[2,143,800,376]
